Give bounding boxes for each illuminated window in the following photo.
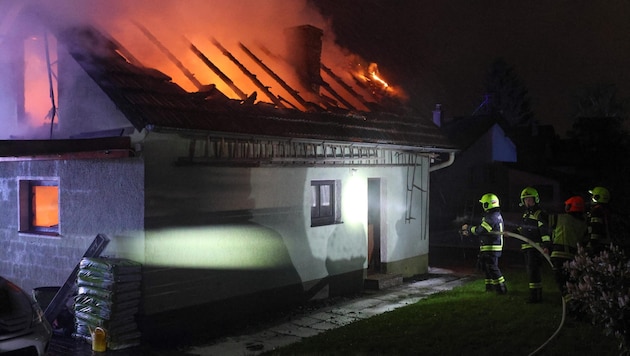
[311,180,341,227]
[19,179,59,235]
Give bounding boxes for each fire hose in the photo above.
[488,230,566,356]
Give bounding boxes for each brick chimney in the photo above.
[284,25,324,94]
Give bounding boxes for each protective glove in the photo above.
[460,224,470,236]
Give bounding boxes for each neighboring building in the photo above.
[0,5,457,339]
[430,112,561,251]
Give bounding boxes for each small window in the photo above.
[19,179,59,235]
[311,180,341,227]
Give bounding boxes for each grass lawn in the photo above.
[264,264,620,355]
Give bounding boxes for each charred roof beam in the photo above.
[239,42,321,112]
[211,38,285,108]
[189,40,248,100]
[320,81,357,111]
[133,21,203,90]
[321,64,373,111]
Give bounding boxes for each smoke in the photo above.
[34,0,335,68]
[0,0,389,138]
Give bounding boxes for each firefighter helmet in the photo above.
[479,193,500,211]
[589,186,610,203]
[520,187,540,204]
[564,196,585,213]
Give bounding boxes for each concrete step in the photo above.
[364,273,403,290]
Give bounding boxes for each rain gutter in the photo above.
[429,151,456,172]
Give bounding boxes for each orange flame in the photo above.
[350,60,394,98]
[367,62,389,89]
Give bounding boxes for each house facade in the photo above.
[0,5,457,338]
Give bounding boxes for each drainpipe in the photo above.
[429,151,455,172]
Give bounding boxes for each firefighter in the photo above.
[462,193,507,294]
[587,186,611,254]
[516,187,551,303]
[550,196,587,303]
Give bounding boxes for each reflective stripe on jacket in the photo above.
[519,208,551,250]
[471,209,504,252]
[551,213,587,260]
[588,203,611,244]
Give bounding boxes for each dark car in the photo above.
[0,276,52,355]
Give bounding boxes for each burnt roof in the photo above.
[59,26,458,151]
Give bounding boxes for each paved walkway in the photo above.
[185,267,476,356]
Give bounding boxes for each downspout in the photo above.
[429,151,456,172]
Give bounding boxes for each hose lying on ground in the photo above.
[488,230,566,356]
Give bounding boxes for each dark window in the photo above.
[19,179,59,235]
[311,180,335,226]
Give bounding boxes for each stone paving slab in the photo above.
[290,316,321,327]
[337,297,385,311]
[269,323,321,338]
[323,313,362,326]
[309,319,340,331]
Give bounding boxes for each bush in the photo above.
[566,244,630,355]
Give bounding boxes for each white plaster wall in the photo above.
[248,161,430,284]
[383,160,430,264]
[141,134,432,310]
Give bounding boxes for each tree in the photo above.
[478,58,534,127]
[572,84,627,119]
[567,84,630,218]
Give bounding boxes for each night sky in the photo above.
[313,0,630,136]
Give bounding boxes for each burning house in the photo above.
[0,1,458,341]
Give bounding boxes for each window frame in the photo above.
[311,180,341,227]
[18,178,60,236]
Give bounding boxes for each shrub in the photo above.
[566,244,630,355]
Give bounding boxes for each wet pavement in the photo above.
[46,264,476,356]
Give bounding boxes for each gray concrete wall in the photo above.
[0,157,144,294]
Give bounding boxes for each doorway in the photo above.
[367,178,381,274]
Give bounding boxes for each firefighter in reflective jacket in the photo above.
[587,186,611,254]
[517,187,551,303]
[462,193,507,294]
[550,196,587,303]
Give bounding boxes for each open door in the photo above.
[367,178,381,274]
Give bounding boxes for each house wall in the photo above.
[57,49,133,138]
[491,125,517,163]
[0,157,144,294]
[140,133,431,322]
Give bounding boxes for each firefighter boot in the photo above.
[527,288,542,303]
[485,284,494,292]
[496,283,508,295]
